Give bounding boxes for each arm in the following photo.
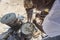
[33,19,46,34]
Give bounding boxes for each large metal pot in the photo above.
[21,22,35,39]
[1,13,22,31]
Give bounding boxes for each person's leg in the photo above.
[29,9,33,22]
[27,13,30,22]
[26,8,33,22]
[26,8,30,22]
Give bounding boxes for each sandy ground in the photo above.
[0,0,27,17]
